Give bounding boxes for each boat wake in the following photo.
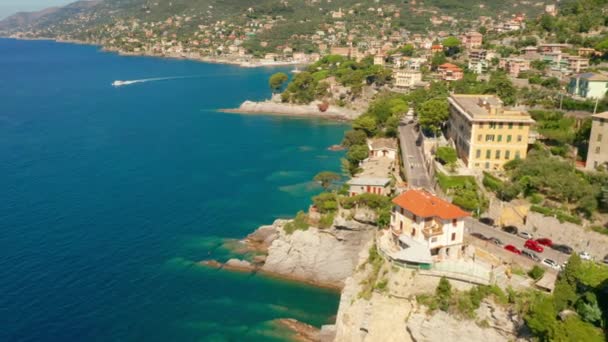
[111,76,195,87]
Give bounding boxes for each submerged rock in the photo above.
[224,258,255,272]
[275,318,320,342]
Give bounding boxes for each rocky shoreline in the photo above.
[220,100,361,121]
[199,216,376,290]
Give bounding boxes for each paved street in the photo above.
[398,124,432,190]
[465,217,569,267]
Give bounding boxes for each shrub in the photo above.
[528,265,546,280]
[530,205,554,216]
[312,192,338,213]
[375,278,389,292]
[436,277,452,312]
[318,212,335,229]
[283,211,309,234]
[436,146,458,165]
[482,172,504,192]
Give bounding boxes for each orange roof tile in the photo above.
[438,63,462,71]
[392,190,470,220]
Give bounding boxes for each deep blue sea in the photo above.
[0,39,346,341]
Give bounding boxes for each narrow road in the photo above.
[398,124,432,190]
[465,217,568,266]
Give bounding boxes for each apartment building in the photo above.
[447,94,535,171]
[586,112,608,170]
[394,69,423,89]
[499,58,531,77]
[468,49,488,74]
[461,32,483,49]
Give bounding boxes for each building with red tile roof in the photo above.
[392,190,470,220]
[437,63,463,81]
[390,190,469,261]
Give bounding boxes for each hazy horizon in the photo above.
[0,0,74,20]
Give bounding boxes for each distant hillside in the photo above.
[0,0,543,36]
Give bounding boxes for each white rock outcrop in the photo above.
[225,100,362,120]
[261,219,375,287]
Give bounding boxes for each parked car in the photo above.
[471,232,488,240]
[579,251,592,260]
[489,237,504,247]
[522,250,541,262]
[551,244,573,255]
[505,244,522,255]
[535,238,553,247]
[518,231,534,240]
[525,239,544,253]
[542,258,560,270]
[479,217,495,227]
[502,225,518,234]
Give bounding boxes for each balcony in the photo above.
[422,224,443,238]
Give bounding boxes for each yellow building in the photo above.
[447,94,535,170]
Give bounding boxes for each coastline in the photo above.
[1,35,309,69]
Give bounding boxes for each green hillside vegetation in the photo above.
[1,0,543,51]
[485,148,608,218]
[280,55,392,104]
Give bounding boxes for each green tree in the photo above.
[485,72,517,106]
[269,72,289,92]
[576,293,602,326]
[385,116,400,138]
[352,116,378,137]
[554,254,582,311]
[400,43,415,56]
[443,36,461,48]
[431,53,447,69]
[342,129,368,147]
[313,171,341,190]
[442,36,461,56]
[596,37,608,53]
[346,144,370,165]
[418,99,449,135]
[525,295,559,342]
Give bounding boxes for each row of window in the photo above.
[475,149,521,160]
[478,134,523,143]
[478,122,525,130]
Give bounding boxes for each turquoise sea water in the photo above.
[0,39,346,341]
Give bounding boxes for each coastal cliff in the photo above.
[221,100,362,121]
[238,217,375,289]
[326,246,526,342]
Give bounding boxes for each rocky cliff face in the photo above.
[256,217,376,288]
[326,245,526,342]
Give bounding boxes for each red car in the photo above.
[535,238,553,247]
[504,244,522,255]
[525,239,544,253]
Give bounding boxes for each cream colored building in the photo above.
[447,94,535,171]
[393,69,422,89]
[586,112,608,170]
[390,190,469,262]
